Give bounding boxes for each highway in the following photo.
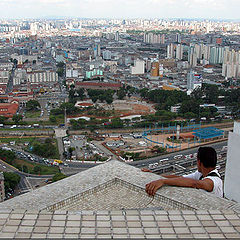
[63,140,228,169]
[129,140,228,168]
[0,159,32,195]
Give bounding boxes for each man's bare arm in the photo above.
[161,174,181,178]
[141,168,152,173]
[146,177,214,196]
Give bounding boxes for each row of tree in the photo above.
[31,138,58,158]
[140,83,240,120]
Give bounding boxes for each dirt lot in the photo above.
[98,99,156,117]
[103,132,227,157]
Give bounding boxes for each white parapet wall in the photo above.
[224,121,240,202]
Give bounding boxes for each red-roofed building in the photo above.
[77,102,94,108]
[0,103,19,118]
[203,65,214,73]
[76,82,122,90]
[8,88,34,106]
[0,85,7,94]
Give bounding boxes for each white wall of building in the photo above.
[130,60,145,75]
[224,121,240,203]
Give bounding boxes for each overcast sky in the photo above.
[1,0,240,20]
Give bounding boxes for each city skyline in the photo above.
[1,0,240,20]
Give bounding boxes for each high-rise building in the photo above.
[209,47,224,64]
[188,46,197,67]
[0,70,9,85]
[151,62,159,77]
[167,44,174,59]
[66,69,78,78]
[176,33,181,43]
[159,64,164,77]
[145,59,152,72]
[161,34,165,44]
[187,70,195,90]
[102,50,112,60]
[176,44,183,60]
[94,44,101,58]
[130,59,145,75]
[115,31,119,41]
[144,32,164,44]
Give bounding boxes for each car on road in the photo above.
[174,155,183,160]
[159,158,169,164]
[221,146,228,151]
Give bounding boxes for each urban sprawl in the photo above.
[0,18,238,199]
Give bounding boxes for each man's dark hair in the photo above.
[197,147,217,168]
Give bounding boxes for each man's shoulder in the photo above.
[206,169,221,178]
[183,170,202,180]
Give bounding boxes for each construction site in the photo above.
[100,122,230,160]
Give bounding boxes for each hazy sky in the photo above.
[1,0,240,20]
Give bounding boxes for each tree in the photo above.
[32,141,57,158]
[57,67,64,77]
[76,88,85,100]
[60,102,77,114]
[68,147,75,157]
[109,118,123,128]
[117,88,126,100]
[12,115,23,124]
[52,173,67,182]
[26,100,40,111]
[22,165,28,173]
[33,166,41,174]
[49,115,57,123]
[152,146,167,153]
[45,138,53,144]
[0,116,7,124]
[180,100,200,115]
[56,62,65,68]
[0,149,15,165]
[87,89,114,104]
[202,84,219,104]
[13,59,18,65]
[184,112,197,119]
[139,88,149,98]
[70,119,86,130]
[51,108,64,116]
[3,172,20,193]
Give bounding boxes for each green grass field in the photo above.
[0,137,41,144]
[13,158,60,175]
[25,110,41,118]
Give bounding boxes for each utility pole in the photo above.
[64,107,67,128]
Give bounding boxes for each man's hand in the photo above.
[146,179,165,196]
[141,168,152,173]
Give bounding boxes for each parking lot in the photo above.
[62,135,107,161]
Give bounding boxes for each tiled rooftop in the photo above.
[1,161,240,212]
[0,209,239,239]
[0,160,240,238]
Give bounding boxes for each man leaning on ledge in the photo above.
[143,147,223,198]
